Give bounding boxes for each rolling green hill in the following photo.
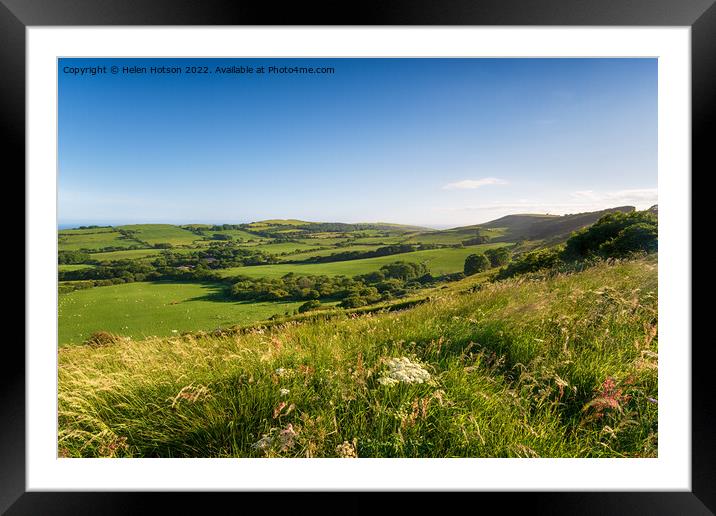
[460,206,636,243]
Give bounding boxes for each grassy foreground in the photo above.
[58,256,658,458]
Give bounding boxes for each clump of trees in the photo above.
[58,250,92,264]
[485,247,511,267]
[230,274,356,302]
[73,225,111,230]
[563,211,657,260]
[61,244,147,254]
[495,211,657,280]
[463,247,512,276]
[464,254,491,275]
[58,259,158,283]
[495,247,564,280]
[294,244,418,264]
[462,228,490,246]
[228,261,431,309]
[153,244,277,270]
[57,244,277,285]
[298,300,322,313]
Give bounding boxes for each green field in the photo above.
[58,281,307,345]
[117,224,201,246]
[217,244,511,279]
[250,242,323,255]
[277,244,384,261]
[90,248,163,261]
[90,247,196,262]
[58,264,96,272]
[58,230,141,251]
[296,237,352,245]
[399,227,506,245]
[198,228,267,241]
[345,235,406,245]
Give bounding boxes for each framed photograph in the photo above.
[7,0,711,513]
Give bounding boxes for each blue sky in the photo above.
[58,58,657,228]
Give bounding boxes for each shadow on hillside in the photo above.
[183,287,236,303]
[148,281,237,304]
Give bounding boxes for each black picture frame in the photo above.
[5,0,711,513]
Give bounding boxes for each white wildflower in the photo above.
[275,367,286,376]
[377,357,431,386]
[280,388,290,396]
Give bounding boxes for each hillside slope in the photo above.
[460,206,636,243]
[59,256,658,458]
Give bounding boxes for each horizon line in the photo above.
[58,203,652,231]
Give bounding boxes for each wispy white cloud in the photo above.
[570,188,657,205]
[442,177,508,190]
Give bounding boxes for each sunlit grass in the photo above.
[58,256,657,458]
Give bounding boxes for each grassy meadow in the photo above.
[58,256,658,458]
[58,281,308,345]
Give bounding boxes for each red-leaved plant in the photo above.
[582,377,632,421]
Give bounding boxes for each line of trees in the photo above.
[58,244,278,284]
[229,261,431,309]
[290,244,420,264]
[464,247,512,276]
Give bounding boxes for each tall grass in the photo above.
[58,256,658,458]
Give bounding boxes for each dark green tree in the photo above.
[464,253,491,276]
[564,211,657,260]
[599,222,658,256]
[298,300,322,313]
[484,247,511,267]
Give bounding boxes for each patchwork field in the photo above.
[276,244,384,261]
[217,244,511,279]
[58,230,141,251]
[249,242,324,255]
[90,248,196,262]
[117,224,201,246]
[59,211,646,350]
[196,228,268,242]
